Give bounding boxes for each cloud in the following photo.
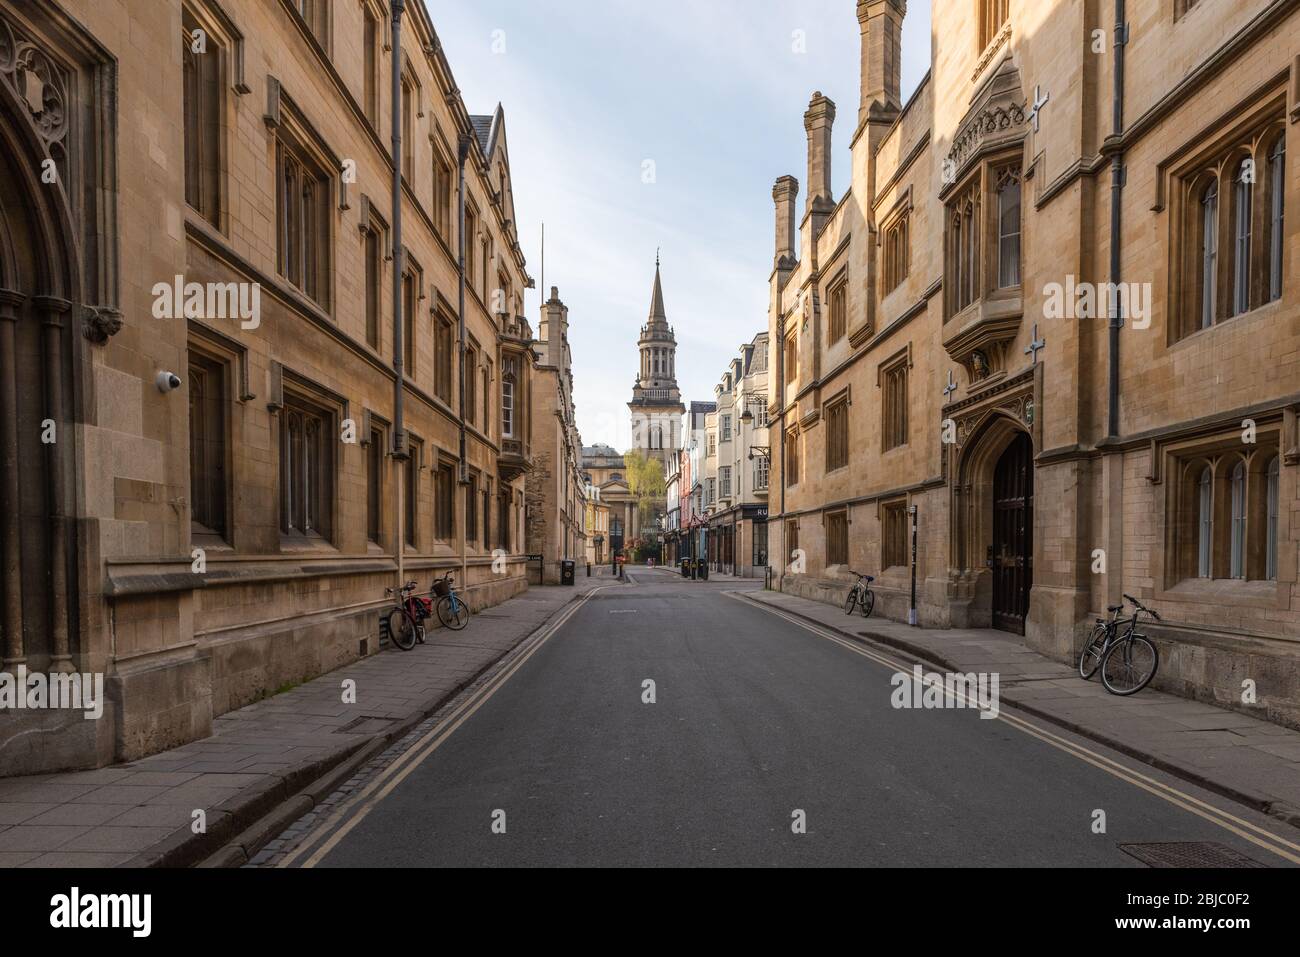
[429,0,931,448]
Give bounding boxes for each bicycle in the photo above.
[384,580,432,651]
[1078,593,1161,695]
[432,572,469,631]
[844,571,876,618]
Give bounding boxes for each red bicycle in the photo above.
[384,580,433,651]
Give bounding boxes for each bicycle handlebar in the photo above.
[1123,593,1162,621]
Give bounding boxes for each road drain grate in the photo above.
[1117,842,1265,868]
[335,715,395,735]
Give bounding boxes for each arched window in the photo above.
[997,169,1021,288]
[1233,159,1252,315]
[1200,180,1218,329]
[963,200,978,305]
[1267,456,1280,580]
[1198,467,1213,577]
[1269,135,1285,302]
[1230,460,1247,578]
[951,212,963,311]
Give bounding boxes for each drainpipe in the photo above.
[1106,0,1127,439]
[457,134,470,589]
[777,320,787,577]
[390,0,407,591]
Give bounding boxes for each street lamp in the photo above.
[748,445,770,462]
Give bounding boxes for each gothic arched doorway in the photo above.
[991,431,1033,634]
[0,46,81,677]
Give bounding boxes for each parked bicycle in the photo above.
[844,571,876,619]
[1078,593,1161,695]
[385,580,433,652]
[432,572,469,631]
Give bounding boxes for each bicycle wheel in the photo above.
[844,588,858,615]
[1100,635,1158,696]
[1078,625,1107,680]
[860,589,875,618]
[437,595,469,630]
[386,608,418,651]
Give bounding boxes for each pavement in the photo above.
[250,571,1300,867]
[0,575,610,868]
[743,585,1300,828]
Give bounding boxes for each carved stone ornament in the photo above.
[0,13,71,181]
[82,305,123,344]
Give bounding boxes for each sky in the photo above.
[434,0,933,450]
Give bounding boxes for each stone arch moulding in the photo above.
[940,365,1038,628]
[0,2,120,345]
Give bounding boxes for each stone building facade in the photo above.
[705,332,771,577]
[0,0,542,774]
[581,443,640,560]
[525,288,587,584]
[768,0,1299,722]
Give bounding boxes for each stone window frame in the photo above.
[825,508,849,568]
[786,519,800,562]
[785,426,801,488]
[719,465,732,499]
[943,152,1022,320]
[286,0,332,55]
[363,410,389,547]
[434,306,454,405]
[360,0,383,128]
[181,4,225,229]
[977,0,1009,54]
[278,386,338,546]
[432,139,454,240]
[187,342,231,545]
[878,345,912,452]
[433,455,456,542]
[1165,95,1286,344]
[466,469,479,547]
[824,388,851,473]
[753,453,769,492]
[784,329,798,387]
[880,203,910,296]
[359,196,390,351]
[1166,429,1282,586]
[399,62,421,184]
[881,497,910,571]
[271,98,336,312]
[404,434,423,550]
[827,269,849,343]
[465,337,480,427]
[399,247,424,377]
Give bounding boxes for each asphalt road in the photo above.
[267,571,1298,867]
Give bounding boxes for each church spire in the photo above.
[648,253,667,323]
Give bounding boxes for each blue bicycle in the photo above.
[433,572,469,630]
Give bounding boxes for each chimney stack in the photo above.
[803,92,836,217]
[857,0,905,126]
[772,175,799,270]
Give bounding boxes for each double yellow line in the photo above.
[278,586,607,868]
[729,592,1300,866]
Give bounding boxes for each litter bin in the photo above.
[697,558,709,581]
[560,559,576,586]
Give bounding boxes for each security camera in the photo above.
[156,371,182,393]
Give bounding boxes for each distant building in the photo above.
[526,289,587,584]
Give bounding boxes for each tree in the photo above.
[622,449,665,548]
